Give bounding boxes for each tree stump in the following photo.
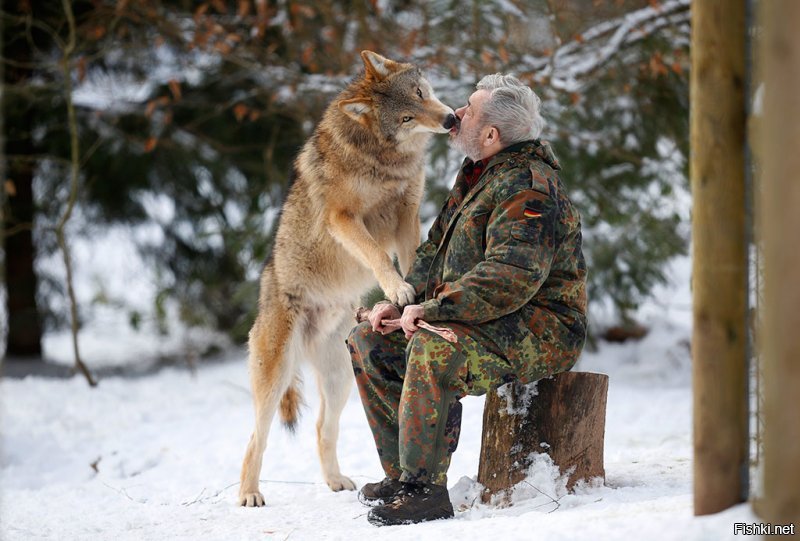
[477,371,609,504]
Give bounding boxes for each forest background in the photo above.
[1,0,691,367]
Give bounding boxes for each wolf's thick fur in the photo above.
[238,51,455,507]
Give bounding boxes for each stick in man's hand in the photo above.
[354,307,458,343]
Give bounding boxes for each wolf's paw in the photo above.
[386,281,416,307]
[325,474,356,492]
[239,491,265,507]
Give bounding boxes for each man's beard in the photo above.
[449,126,483,161]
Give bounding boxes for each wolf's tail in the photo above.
[279,373,303,432]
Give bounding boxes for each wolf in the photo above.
[238,51,456,507]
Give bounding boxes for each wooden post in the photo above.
[756,0,800,524]
[690,0,748,516]
[477,372,608,504]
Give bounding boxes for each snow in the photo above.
[0,251,764,540]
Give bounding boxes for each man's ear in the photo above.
[338,97,373,124]
[361,50,398,81]
[485,126,499,146]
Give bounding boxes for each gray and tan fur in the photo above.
[238,51,455,507]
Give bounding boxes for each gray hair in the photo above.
[475,74,545,145]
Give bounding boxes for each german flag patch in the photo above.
[523,208,542,218]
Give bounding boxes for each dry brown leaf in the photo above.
[237,0,252,18]
[301,45,314,66]
[498,45,509,63]
[195,3,209,18]
[77,56,87,83]
[233,103,249,122]
[168,79,182,101]
[211,0,227,14]
[145,100,157,118]
[215,41,233,55]
[290,4,315,18]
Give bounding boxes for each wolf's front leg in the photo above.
[381,275,416,307]
[327,208,415,306]
[396,203,422,277]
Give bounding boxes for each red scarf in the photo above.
[462,159,486,191]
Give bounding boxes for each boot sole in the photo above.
[367,505,454,526]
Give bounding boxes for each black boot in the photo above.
[367,482,454,526]
[358,478,403,506]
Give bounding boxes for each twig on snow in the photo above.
[523,480,563,513]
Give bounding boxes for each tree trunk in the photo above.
[477,372,608,504]
[756,0,800,525]
[690,0,748,516]
[2,7,43,358]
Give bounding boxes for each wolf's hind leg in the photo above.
[310,319,356,491]
[238,303,297,507]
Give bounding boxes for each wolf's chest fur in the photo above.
[293,121,427,236]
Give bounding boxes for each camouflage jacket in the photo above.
[405,140,587,366]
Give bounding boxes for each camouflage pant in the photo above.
[347,321,558,487]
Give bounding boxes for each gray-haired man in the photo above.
[347,74,588,526]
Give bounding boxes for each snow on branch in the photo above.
[539,0,690,91]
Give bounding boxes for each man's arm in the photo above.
[419,188,557,324]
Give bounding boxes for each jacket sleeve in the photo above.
[420,188,557,324]
[403,203,447,299]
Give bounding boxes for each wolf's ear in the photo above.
[361,50,398,81]
[338,97,373,124]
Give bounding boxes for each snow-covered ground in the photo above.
[1,256,762,540]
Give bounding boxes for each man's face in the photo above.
[449,89,490,161]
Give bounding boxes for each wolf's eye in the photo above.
[402,116,413,123]
[416,88,423,99]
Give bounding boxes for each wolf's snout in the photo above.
[443,113,459,130]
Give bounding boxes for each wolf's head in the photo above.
[338,51,456,144]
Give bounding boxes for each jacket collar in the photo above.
[481,139,561,172]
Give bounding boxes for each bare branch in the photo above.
[0,8,67,51]
[56,0,97,388]
[1,222,34,238]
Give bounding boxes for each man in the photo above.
[347,74,587,526]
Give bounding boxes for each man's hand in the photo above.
[400,304,425,340]
[369,302,401,334]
